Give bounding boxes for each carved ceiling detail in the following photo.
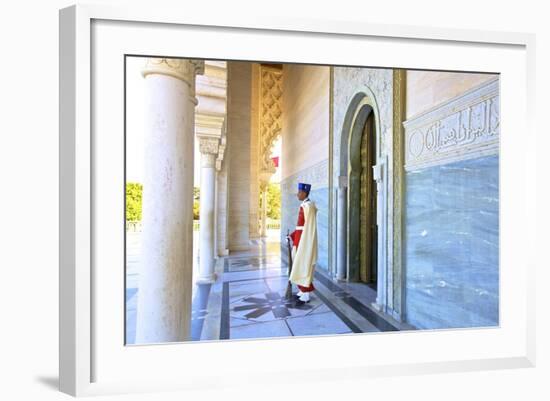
[259,66,283,182]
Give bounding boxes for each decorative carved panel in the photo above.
[259,66,283,175]
[403,78,499,170]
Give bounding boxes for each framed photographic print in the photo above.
[59,3,536,397]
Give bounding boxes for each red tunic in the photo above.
[290,203,315,293]
[289,206,305,247]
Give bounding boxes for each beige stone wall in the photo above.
[406,71,498,119]
[281,64,330,181]
[249,63,260,239]
[227,61,251,251]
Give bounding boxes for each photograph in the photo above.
[124,56,500,345]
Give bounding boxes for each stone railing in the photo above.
[266,221,281,230]
[126,221,142,232]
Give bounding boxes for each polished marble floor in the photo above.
[126,231,412,344]
[192,235,413,341]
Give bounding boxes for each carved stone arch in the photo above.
[336,89,385,291]
[338,87,383,179]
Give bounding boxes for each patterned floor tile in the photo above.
[229,281,270,303]
[230,319,292,340]
[230,290,316,323]
[307,302,331,315]
[286,311,352,336]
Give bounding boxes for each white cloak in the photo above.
[289,200,318,287]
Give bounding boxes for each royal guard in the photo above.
[288,182,318,303]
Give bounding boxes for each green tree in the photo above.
[266,183,281,220]
[126,182,143,222]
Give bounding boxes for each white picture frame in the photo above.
[59,3,536,397]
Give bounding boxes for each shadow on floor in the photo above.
[35,376,58,391]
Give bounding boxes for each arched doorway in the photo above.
[347,104,377,285]
[335,90,387,311]
[359,113,377,286]
[331,74,405,320]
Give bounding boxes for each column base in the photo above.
[387,309,403,322]
[335,272,346,281]
[196,273,217,285]
[370,302,383,312]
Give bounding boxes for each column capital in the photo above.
[198,136,220,156]
[142,58,205,85]
[198,136,219,168]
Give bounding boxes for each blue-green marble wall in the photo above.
[310,187,329,270]
[404,155,499,329]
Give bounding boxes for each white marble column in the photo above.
[136,58,204,344]
[216,153,230,257]
[336,183,347,280]
[197,137,219,283]
[373,160,386,312]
